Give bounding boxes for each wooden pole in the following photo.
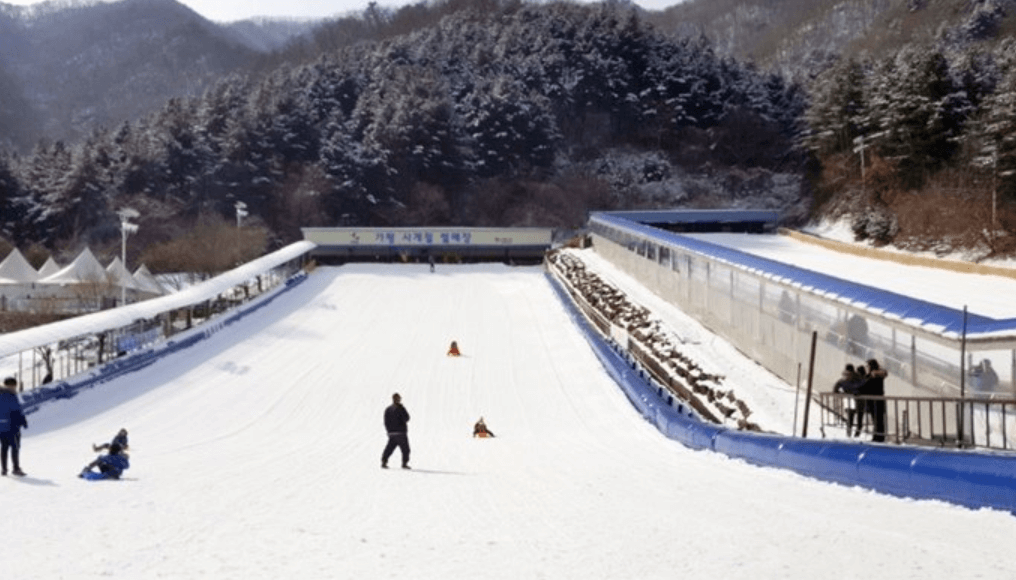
[959,306,968,444]
[960,305,968,399]
[792,362,802,436]
[802,331,818,438]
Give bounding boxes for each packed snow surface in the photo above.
[5,264,1016,579]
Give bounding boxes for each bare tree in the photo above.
[140,214,269,280]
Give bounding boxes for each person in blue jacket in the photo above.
[0,376,28,477]
[80,442,130,480]
[93,428,129,453]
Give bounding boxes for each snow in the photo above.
[6,262,1016,579]
[806,218,1016,273]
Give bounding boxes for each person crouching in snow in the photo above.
[447,341,461,356]
[473,417,495,438]
[94,428,129,453]
[80,442,130,480]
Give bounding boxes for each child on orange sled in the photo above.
[473,417,495,438]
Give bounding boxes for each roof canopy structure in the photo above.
[591,211,1016,342]
[40,247,107,285]
[106,257,143,291]
[133,264,166,296]
[0,249,41,283]
[37,257,61,278]
[601,209,780,234]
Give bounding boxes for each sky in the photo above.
[3,0,687,22]
[4,258,1016,579]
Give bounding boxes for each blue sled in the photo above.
[80,471,115,481]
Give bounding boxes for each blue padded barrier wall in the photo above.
[854,446,920,495]
[546,270,1016,513]
[713,429,784,467]
[908,451,1016,510]
[808,442,865,486]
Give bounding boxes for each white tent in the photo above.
[133,264,166,296]
[0,241,314,357]
[106,257,143,291]
[39,247,108,285]
[0,249,41,283]
[37,256,61,278]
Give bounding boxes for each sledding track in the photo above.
[6,264,1016,580]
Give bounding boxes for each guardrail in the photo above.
[819,392,1016,451]
[1,241,315,392]
[19,270,310,414]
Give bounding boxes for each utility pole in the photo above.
[852,131,886,199]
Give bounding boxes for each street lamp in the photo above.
[235,201,248,228]
[118,208,140,306]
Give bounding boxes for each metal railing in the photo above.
[819,392,1016,451]
[1,242,315,392]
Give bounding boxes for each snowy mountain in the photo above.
[649,0,1016,79]
[0,0,316,150]
[222,17,319,53]
[0,0,809,255]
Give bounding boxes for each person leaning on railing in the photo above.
[833,364,862,437]
[861,359,888,443]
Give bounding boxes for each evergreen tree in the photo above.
[458,76,558,178]
[804,58,867,154]
[0,151,25,243]
[353,60,464,201]
[969,64,1016,204]
[19,140,74,242]
[866,47,966,188]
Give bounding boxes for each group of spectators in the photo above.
[833,359,889,443]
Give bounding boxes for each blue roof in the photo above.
[592,212,1016,337]
[600,209,779,225]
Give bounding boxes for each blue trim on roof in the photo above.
[599,209,779,225]
[591,212,1016,336]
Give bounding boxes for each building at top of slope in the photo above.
[302,227,553,265]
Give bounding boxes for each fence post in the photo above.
[793,362,802,436]
[959,306,968,443]
[802,331,818,438]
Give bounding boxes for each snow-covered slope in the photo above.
[5,264,1016,579]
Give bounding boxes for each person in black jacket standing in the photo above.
[0,377,28,477]
[862,359,888,442]
[381,393,411,469]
